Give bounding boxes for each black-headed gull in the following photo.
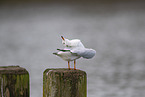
[53,36,96,70]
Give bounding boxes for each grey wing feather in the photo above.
[71,47,96,59]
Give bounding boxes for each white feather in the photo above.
[54,37,96,62]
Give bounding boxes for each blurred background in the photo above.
[0,0,145,97]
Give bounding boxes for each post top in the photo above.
[44,68,86,75]
[0,66,28,74]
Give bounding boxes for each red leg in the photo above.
[74,60,76,70]
[68,61,70,70]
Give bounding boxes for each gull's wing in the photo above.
[54,47,96,59]
[56,48,78,55]
[53,48,78,57]
[53,48,71,56]
[71,47,96,59]
[53,48,77,56]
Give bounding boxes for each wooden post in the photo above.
[43,68,87,97]
[0,66,29,97]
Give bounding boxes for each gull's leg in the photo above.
[74,60,76,70]
[68,61,70,70]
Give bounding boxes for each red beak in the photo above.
[61,36,65,40]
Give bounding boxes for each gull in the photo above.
[53,36,96,70]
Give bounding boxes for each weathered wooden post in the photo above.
[43,68,87,97]
[0,66,29,97]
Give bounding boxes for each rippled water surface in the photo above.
[0,1,145,97]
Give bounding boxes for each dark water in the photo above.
[0,1,145,97]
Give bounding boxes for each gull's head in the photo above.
[61,36,84,48]
[61,36,71,47]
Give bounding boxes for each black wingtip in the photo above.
[53,52,57,55]
[57,48,61,51]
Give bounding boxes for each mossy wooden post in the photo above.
[0,66,29,97]
[43,68,87,97]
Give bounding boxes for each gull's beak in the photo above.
[61,36,65,40]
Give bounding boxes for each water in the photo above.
[0,1,145,97]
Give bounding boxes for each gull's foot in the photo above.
[68,68,75,70]
[74,68,80,70]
